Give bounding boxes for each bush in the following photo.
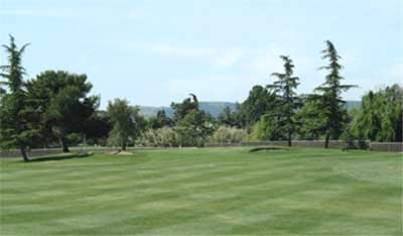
[66,133,82,146]
[248,115,285,141]
[208,126,247,144]
[140,127,179,147]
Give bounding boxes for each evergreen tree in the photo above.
[314,40,356,148]
[269,56,301,146]
[0,35,36,161]
[26,70,98,152]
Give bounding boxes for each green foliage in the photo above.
[296,97,324,140]
[239,85,275,128]
[208,126,247,144]
[26,70,98,152]
[148,110,172,129]
[309,41,356,147]
[249,114,283,141]
[107,99,145,150]
[82,111,112,145]
[217,106,242,128]
[169,94,214,147]
[171,93,199,123]
[268,56,301,145]
[0,35,35,161]
[351,84,402,142]
[140,127,179,147]
[175,109,214,147]
[65,133,82,146]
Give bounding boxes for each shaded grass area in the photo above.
[26,152,93,163]
[0,147,401,235]
[248,146,288,152]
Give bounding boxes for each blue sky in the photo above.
[1,0,402,108]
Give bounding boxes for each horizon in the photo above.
[1,0,402,109]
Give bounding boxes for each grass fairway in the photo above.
[1,147,402,235]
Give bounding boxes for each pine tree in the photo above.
[269,56,301,146]
[0,35,35,161]
[314,40,356,148]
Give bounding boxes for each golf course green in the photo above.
[1,147,402,235]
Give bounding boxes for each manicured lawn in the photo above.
[0,147,402,235]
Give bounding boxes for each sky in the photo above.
[1,0,402,108]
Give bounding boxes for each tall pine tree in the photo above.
[314,40,355,148]
[269,56,301,146]
[0,35,36,161]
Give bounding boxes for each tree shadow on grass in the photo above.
[27,152,93,163]
[249,146,288,153]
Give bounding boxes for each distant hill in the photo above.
[345,101,361,110]
[138,106,173,118]
[139,102,237,118]
[139,101,360,118]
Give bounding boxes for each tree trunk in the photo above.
[324,133,330,149]
[83,134,87,146]
[20,146,29,162]
[59,137,69,152]
[121,138,127,151]
[288,132,292,147]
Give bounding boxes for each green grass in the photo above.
[1,147,402,235]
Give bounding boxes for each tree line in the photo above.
[1,35,401,161]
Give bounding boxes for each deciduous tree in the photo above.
[107,99,145,150]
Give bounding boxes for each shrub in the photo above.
[208,126,247,144]
[140,127,179,147]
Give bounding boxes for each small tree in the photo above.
[107,99,144,150]
[171,93,199,123]
[0,35,36,161]
[171,94,214,147]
